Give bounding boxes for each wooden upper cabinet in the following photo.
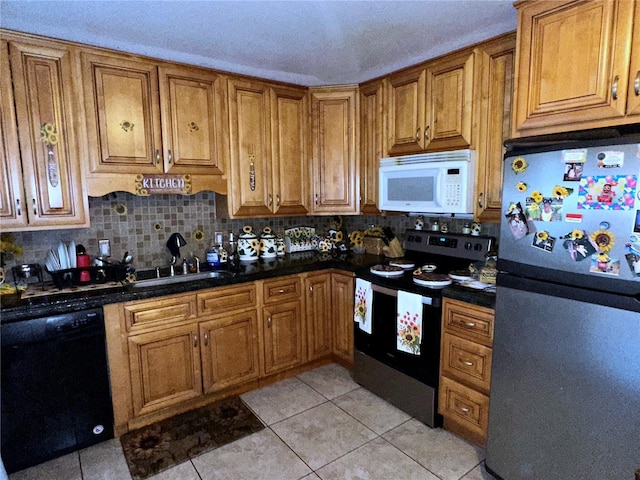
[227,77,273,217]
[1,37,88,231]
[425,50,477,151]
[159,65,225,175]
[269,85,309,215]
[359,79,384,214]
[386,67,426,154]
[512,0,637,136]
[310,86,359,215]
[475,33,516,222]
[625,0,640,118]
[227,78,308,217]
[81,52,225,174]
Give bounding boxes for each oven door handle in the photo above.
[370,283,434,305]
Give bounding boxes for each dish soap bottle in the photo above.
[206,242,220,270]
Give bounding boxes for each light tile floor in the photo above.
[9,363,497,480]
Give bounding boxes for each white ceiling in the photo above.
[0,0,517,86]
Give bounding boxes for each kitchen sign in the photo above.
[135,174,192,195]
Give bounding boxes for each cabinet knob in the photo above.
[477,192,484,209]
[612,75,619,100]
[267,317,272,328]
[204,332,209,347]
[415,127,421,141]
[155,149,161,164]
[276,195,280,207]
[167,149,173,164]
[424,125,429,140]
[268,194,273,206]
[193,334,198,348]
[309,285,313,296]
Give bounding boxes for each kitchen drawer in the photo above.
[441,332,492,393]
[123,294,198,332]
[438,375,489,445]
[442,298,494,346]
[197,283,257,316]
[262,276,302,304]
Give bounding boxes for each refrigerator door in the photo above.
[486,277,640,480]
[499,136,640,296]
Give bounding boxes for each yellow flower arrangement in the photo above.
[365,226,384,237]
[512,157,528,174]
[531,191,544,203]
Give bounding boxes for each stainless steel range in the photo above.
[353,229,494,427]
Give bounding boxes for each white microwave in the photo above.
[378,149,475,214]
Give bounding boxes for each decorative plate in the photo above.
[370,264,405,277]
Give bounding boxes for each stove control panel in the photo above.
[404,230,494,262]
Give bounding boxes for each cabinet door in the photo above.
[200,310,260,394]
[128,323,202,417]
[475,34,515,222]
[386,67,426,154]
[359,79,384,214]
[425,50,476,151]
[227,77,272,217]
[270,85,309,215]
[513,0,635,135]
[0,40,27,229]
[9,40,88,229]
[262,300,304,375]
[81,52,162,173]
[331,272,354,364]
[305,272,332,361]
[310,87,359,214]
[625,1,640,118]
[158,65,225,175]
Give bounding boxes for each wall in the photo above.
[2,192,499,274]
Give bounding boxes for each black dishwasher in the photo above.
[1,308,114,474]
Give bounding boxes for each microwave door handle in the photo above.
[435,169,443,206]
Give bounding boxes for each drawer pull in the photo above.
[267,316,272,328]
[612,75,619,100]
[463,321,476,327]
[193,334,198,348]
[204,332,209,347]
[460,359,474,366]
[460,406,470,413]
[278,288,287,293]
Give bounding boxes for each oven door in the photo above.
[354,283,442,388]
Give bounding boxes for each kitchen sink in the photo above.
[131,269,234,288]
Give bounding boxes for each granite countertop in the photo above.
[1,251,495,322]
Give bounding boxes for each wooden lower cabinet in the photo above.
[128,323,202,417]
[331,271,355,364]
[439,297,494,447]
[106,271,356,434]
[200,310,260,394]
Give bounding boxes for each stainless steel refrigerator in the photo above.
[486,129,640,480]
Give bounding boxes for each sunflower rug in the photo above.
[120,396,264,479]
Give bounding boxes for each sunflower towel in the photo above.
[397,290,422,355]
[354,278,372,334]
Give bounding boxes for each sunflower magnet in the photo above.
[532,230,555,252]
[560,229,597,262]
[511,157,528,174]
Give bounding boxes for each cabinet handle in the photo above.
[193,334,198,348]
[635,71,640,96]
[276,195,280,207]
[415,127,421,141]
[477,192,484,209]
[268,193,273,206]
[32,198,38,216]
[424,125,429,140]
[464,321,476,327]
[267,316,272,328]
[460,406,470,413]
[460,359,474,367]
[278,288,287,293]
[204,332,209,347]
[155,150,161,164]
[15,199,21,216]
[167,149,173,164]
[315,193,318,205]
[248,144,256,191]
[612,75,619,100]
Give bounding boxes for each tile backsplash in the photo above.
[2,192,498,273]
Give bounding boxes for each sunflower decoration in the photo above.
[40,123,59,146]
[536,231,548,242]
[570,229,584,240]
[591,230,614,253]
[530,190,544,203]
[511,157,528,174]
[596,252,610,263]
[192,229,205,242]
[365,225,384,237]
[506,203,518,214]
[552,185,573,199]
[516,182,528,192]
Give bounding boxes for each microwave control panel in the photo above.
[445,169,462,207]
